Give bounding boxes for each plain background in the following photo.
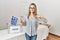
[0,0,60,36]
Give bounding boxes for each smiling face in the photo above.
[28,3,37,19]
[29,5,35,13]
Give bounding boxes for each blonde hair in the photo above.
[28,3,37,19]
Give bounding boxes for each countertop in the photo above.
[0,29,25,40]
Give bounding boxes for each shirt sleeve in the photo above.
[37,18,48,24]
[43,19,48,23]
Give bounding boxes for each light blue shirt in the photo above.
[22,16,48,36]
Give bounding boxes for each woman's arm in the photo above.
[37,16,51,28]
[20,16,26,26]
[37,16,48,23]
[42,23,51,28]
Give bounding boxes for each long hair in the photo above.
[28,3,37,19]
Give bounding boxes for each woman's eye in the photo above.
[30,7,35,9]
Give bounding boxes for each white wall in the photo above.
[0,0,42,29]
[40,0,60,36]
[0,0,60,36]
[0,0,20,29]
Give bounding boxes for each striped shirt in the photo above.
[22,16,47,36]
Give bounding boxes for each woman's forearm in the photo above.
[20,19,26,26]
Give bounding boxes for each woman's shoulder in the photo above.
[35,15,39,19]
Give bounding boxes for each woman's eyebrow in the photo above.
[30,7,35,8]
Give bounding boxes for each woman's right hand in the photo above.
[20,16,26,26]
[20,18,22,23]
[20,16,23,23]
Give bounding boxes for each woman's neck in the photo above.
[30,13,35,17]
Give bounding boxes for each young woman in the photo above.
[20,3,47,40]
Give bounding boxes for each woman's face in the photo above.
[29,5,35,13]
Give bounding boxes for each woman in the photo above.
[20,3,47,40]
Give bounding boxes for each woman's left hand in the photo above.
[42,23,51,28]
